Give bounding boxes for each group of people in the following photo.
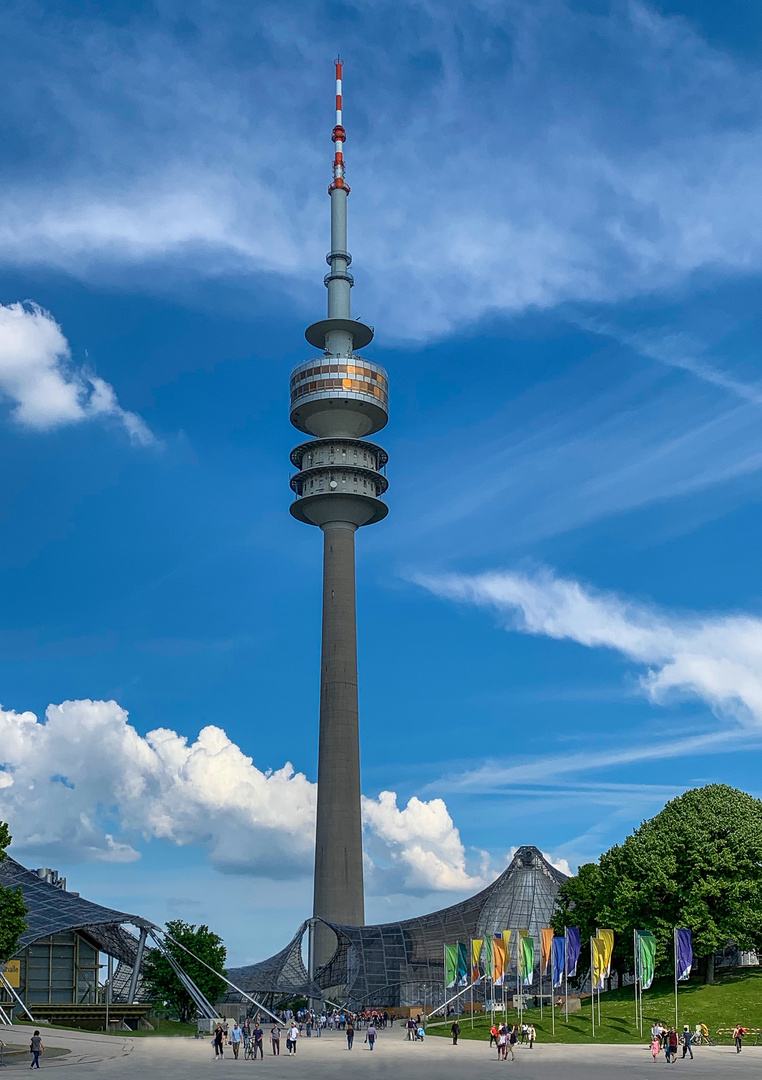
[650,1023,694,1063]
[486,1022,535,1058]
[212,1018,300,1059]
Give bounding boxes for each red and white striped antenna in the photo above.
[330,57,349,192]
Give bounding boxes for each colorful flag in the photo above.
[482,936,493,982]
[676,929,693,982]
[637,931,656,990]
[445,944,457,989]
[520,936,535,986]
[502,930,512,966]
[591,937,607,991]
[566,927,581,976]
[541,928,554,975]
[493,935,506,985]
[552,936,566,987]
[597,929,615,979]
[457,942,469,986]
[472,939,483,984]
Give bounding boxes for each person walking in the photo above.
[230,1021,243,1059]
[451,1019,461,1046]
[651,1033,661,1062]
[681,1026,693,1060]
[271,1025,281,1055]
[289,1022,300,1054]
[213,1023,224,1059]
[509,1025,518,1060]
[733,1024,746,1053]
[496,1026,507,1061]
[367,1022,377,1050]
[528,1024,536,1049]
[666,1028,678,1063]
[346,1021,355,1050]
[251,1023,264,1060]
[29,1031,44,1070]
[490,1023,498,1048]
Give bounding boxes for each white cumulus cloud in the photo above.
[0,301,153,443]
[0,698,480,893]
[363,790,489,894]
[416,568,762,726]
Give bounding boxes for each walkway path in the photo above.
[2,1024,760,1076]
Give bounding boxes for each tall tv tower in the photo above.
[289,60,389,968]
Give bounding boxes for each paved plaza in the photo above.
[2,1024,762,1078]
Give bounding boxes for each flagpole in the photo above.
[564,928,568,1023]
[470,940,474,1030]
[633,930,638,1034]
[673,928,678,1031]
[590,937,595,1037]
[540,954,543,1019]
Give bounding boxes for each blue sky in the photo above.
[2,0,762,965]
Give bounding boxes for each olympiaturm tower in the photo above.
[289,60,389,969]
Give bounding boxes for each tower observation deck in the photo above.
[289,60,388,970]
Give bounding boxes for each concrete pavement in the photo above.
[2,1024,760,1076]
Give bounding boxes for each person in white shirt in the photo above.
[288,1023,300,1054]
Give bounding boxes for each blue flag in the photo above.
[676,928,692,982]
[552,936,566,988]
[566,927,581,977]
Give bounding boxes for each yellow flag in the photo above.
[502,929,512,963]
[541,927,554,975]
[591,937,607,990]
[472,939,483,983]
[598,929,615,978]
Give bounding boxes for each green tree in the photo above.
[0,821,28,962]
[551,862,629,986]
[141,920,226,1022]
[598,785,762,983]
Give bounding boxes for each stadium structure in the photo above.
[0,854,222,1028]
[224,846,568,1010]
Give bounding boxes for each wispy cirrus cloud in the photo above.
[415,567,762,725]
[2,1,762,338]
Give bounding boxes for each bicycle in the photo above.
[244,1041,255,1060]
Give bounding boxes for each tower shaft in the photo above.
[289,59,388,971]
[312,523,364,962]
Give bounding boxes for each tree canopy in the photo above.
[141,919,226,1022]
[553,785,762,983]
[0,821,28,963]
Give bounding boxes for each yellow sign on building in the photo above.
[1,959,20,987]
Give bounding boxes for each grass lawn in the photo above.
[428,969,762,1044]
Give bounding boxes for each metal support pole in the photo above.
[564,928,569,1023]
[673,929,679,1032]
[127,927,148,1004]
[106,953,113,1031]
[0,972,34,1022]
[590,938,595,1038]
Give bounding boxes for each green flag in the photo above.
[520,936,535,986]
[482,936,493,981]
[445,944,458,989]
[637,931,656,990]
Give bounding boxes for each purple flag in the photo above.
[566,927,581,977]
[676,928,693,982]
[552,936,566,987]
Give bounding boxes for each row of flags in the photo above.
[446,926,693,992]
[445,927,582,989]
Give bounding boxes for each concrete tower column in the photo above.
[289,60,389,976]
[312,521,364,964]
